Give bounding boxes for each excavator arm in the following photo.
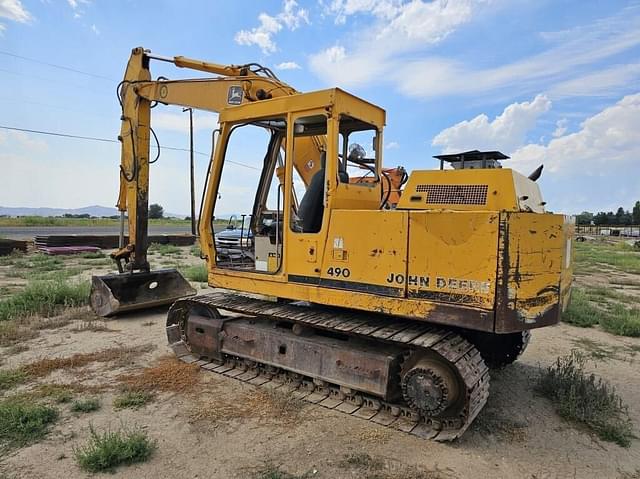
[91,47,323,315]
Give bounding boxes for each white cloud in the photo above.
[0,0,31,31]
[510,93,640,176]
[552,118,567,138]
[327,0,400,24]
[385,141,399,149]
[432,94,551,154]
[91,24,99,35]
[396,18,640,99]
[549,63,640,98]
[310,0,486,87]
[311,3,640,100]
[235,0,309,54]
[275,61,301,70]
[152,111,219,134]
[0,0,31,22]
[67,0,89,18]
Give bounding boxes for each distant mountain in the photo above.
[0,205,187,218]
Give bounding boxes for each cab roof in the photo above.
[219,88,386,129]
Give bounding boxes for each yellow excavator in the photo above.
[90,47,574,440]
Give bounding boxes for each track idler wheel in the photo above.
[401,354,461,417]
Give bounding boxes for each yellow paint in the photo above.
[408,211,499,309]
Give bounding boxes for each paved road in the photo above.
[0,225,213,240]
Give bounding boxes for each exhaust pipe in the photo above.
[90,269,196,317]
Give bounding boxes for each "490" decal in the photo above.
[327,267,351,278]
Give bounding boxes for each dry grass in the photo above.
[0,308,96,347]
[117,356,200,393]
[32,317,71,330]
[22,343,155,378]
[337,453,455,479]
[0,320,38,346]
[72,321,115,333]
[357,428,392,443]
[245,389,306,424]
[189,387,306,427]
[7,344,29,354]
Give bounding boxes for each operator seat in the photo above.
[298,152,350,233]
[298,153,326,233]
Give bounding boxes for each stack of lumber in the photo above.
[0,239,29,256]
[34,234,195,253]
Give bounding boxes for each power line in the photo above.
[0,50,116,82]
[1,125,117,143]
[0,125,259,170]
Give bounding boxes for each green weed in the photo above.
[575,241,640,274]
[0,369,27,391]
[149,243,180,256]
[70,398,101,413]
[0,398,58,451]
[563,288,640,337]
[0,280,89,321]
[563,289,600,327]
[252,463,316,479]
[113,390,154,410]
[78,251,105,259]
[182,264,208,282]
[73,424,156,472]
[599,304,640,337]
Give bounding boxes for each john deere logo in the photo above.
[227,86,243,105]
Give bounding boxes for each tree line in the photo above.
[576,201,640,225]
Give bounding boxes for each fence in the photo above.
[576,224,640,237]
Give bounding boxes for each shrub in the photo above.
[536,351,635,447]
[73,425,156,472]
[113,390,154,410]
[71,398,101,413]
[0,398,58,451]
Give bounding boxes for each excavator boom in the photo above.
[91,47,318,316]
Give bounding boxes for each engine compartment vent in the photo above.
[416,184,488,205]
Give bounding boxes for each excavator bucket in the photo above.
[90,269,196,317]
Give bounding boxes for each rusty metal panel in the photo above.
[184,314,225,359]
[495,212,567,332]
[220,319,402,399]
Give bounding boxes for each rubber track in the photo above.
[167,292,490,441]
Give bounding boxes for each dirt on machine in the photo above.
[90,46,574,440]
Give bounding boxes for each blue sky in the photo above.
[0,0,639,216]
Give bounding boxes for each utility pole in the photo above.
[183,107,196,236]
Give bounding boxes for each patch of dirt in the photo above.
[1,246,640,478]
